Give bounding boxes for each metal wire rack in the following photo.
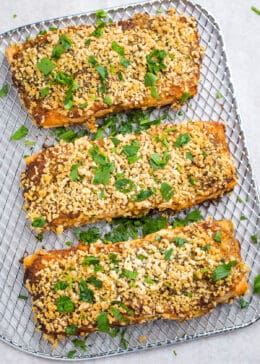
[0,0,259,360]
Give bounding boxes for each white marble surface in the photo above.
[0,0,260,363]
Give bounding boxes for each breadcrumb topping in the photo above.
[23,220,248,343]
[21,122,237,234]
[7,9,204,130]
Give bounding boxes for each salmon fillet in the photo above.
[6,9,204,131]
[23,220,249,345]
[21,121,237,234]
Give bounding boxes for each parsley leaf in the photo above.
[96,311,110,333]
[104,95,113,105]
[52,44,65,59]
[120,269,138,280]
[111,41,124,56]
[59,34,72,50]
[72,339,86,352]
[88,56,108,92]
[0,84,8,97]
[52,127,87,143]
[122,140,140,164]
[18,294,28,300]
[212,261,237,282]
[76,226,101,244]
[36,57,55,76]
[164,248,173,261]
[251,234,258,244]
[150,151,170,170]
[31,216,46,228]
[253,274,260,294]
[185,151,193,161]
[213,231,222,243]
[110,307,123,321]
[172,210,202,227]
[144,72,158,86]
[67,350,76,358]
[174,133,191,147]
[202,244,211,251]
[10,125,28,141]
[144,276,155,284]
[150,85,159,99]
[146,49,167,74]
[40,86,50,98]
[239,298,250,309]
[65,324,77,335]
[179,92,190,104]
[82,256,100,266]
[79,279,94,302]
[86,276,102,288]
[251,6,260,15]
[56,295,75,313]
[142,216,167,235]
[216,90,223,99]
[174,237,188,247]
[70,162,82,182]
[135,189,154,201]
[115,178,135,193]
[93,162,114,185]
[160,182,174,201]
[54,280,68,291]
[120,328,128,349]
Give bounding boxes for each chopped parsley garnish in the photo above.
[144,72,158,87]
[88,56,107,92]
[174,133,191,147]
[88,144,107,164]
[36,57,55,76]
[215,90,223,99]
[60,34,72,50]
[142,216,167,235]
[104,95,113,105]
[117,71,125,81]
[120,269,138,280]
[65,324,77,335]
[149,151,170,170]
[179,92,190,104]
[54,280,68,291]
[120,328,128,349]
[111,137,121,146]
[150,85,159,99]
[251,234,258,244]
[72,339,87,352]
[135,189,154,201]
[164,248,173,261]
[239,298,250,309]
[56,295,75,313]
[253,274,260,294]
[110,307,123,321]
[31,216,46,228]
[160,182,174,201]
[212,261,237,282]
[93,162,114,185]
[213,231,222,243]
[144,276,155,284]
[82,255,100,266]
[24,140,35,146]
[67,350,76,358]
[0,84,8,97]
[146,49,167,74]
[38,30,47,35]
[189,177,195,186]
[240,215,247,221]
[52,127,88,143]
[79,279,94,302]
[172,209,202,227]
[52,44,65,59]
[65,241,73,246]
[202,244,211,251]
[40,86,50,98]
[86,276,103,288]
[85,39,91,46]
[96,311,110,333]
[251,6,260,15]
[76,226,101,244]
[18,294,28,300]
[185,151,193,161]
[109,253,120,265]
[79,102,88,109]
[90,10,107,37]
[137,254,147,261]
[122,140,140,164]
[70,162,82,182]
[237,196,243,203]
[115,178,135,193]
[111,41,130,68]
[10,125,28,141]
[174,237,188,247]
[53,71,78,109]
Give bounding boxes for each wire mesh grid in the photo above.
[0,0,259,360]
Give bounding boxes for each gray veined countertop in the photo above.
[0,0,259,363]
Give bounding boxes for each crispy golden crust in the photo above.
[21,121,237,234]
[23,220,249,344]
[6,9,204,131]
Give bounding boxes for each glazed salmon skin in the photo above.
[6,9,204,131]
[21,121,237,234]
[23,220,249,345]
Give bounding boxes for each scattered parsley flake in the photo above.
[67,350,76,358]
[65,324,77,335]
[213,230,222,243]
[213,261,237,282]
[251,6,260,15]
[174,237,188,247]
[36,57,55,76]
[54,280,68,291]
[174,133,191,147]
[160,182,174,201]
[82,255,100,266]
[251,234,258,244]
[164,248,173,261]
[70,161,82,182]
[40,86,50,98]
[239,298,250,309]
[31,216,46,228]
[240,215,247,221]
[18,294,28,300]
[96,311,110,333]
[72,339,86,352]
[10,125,28,141]
[185,151,193,161]
[216,90,223,99]
[179,92,190,103]
[172,210,202,227]
[76,226,101,244]
[253,274,260,294]
[56,295,75,313]
[0,84,8,97]
[135,189,154,201]
[79,279,94,303]
[120,269,138,280]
